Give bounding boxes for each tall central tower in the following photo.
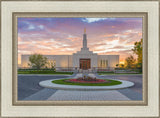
[83,28,88,50]
[73,27,98,69]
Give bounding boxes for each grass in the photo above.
[52,79,122,86]
[98,72,142,75]
[18,70,73,75]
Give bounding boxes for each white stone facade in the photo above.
[21,54,119,68]
[21,55,73,68]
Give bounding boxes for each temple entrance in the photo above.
[80,59,91,70]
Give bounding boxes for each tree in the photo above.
[46,60,56,71]
[132,38,142,64]
[116,64,119,68]
[125,55,136,69]
[119,64,124,68]
[28,54,48,70]
[132,38,143,72]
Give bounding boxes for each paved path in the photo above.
[47,90,130,101]
[23,88,57,101]
[18,75,70,100]
[18,74,142,101]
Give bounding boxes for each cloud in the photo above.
[81,18,108,23]
[28,25,35,30]
[18,37,21,42]
[110,46,125,49]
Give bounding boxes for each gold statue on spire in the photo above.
[84,28,86,33]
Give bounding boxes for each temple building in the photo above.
[20,28,119,71]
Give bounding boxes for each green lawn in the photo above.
[98,72,142,75]
[52,79,122,86]
[18,70,73,75]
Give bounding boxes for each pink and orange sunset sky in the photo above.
[18,17,142,65]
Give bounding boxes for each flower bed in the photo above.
[52,79,122,86]
[65,79,108,83]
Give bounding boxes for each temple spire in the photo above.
[83,28,87,49]
[84,28,86,34]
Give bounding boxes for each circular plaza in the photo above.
[39,73,134,90]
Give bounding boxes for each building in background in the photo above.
[20,29,119,71]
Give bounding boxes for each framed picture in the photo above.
[1,0,159,118]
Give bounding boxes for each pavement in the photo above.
[47,90,130,101]
[18,74,142,101]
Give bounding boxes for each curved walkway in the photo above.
[39,73,134,90]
